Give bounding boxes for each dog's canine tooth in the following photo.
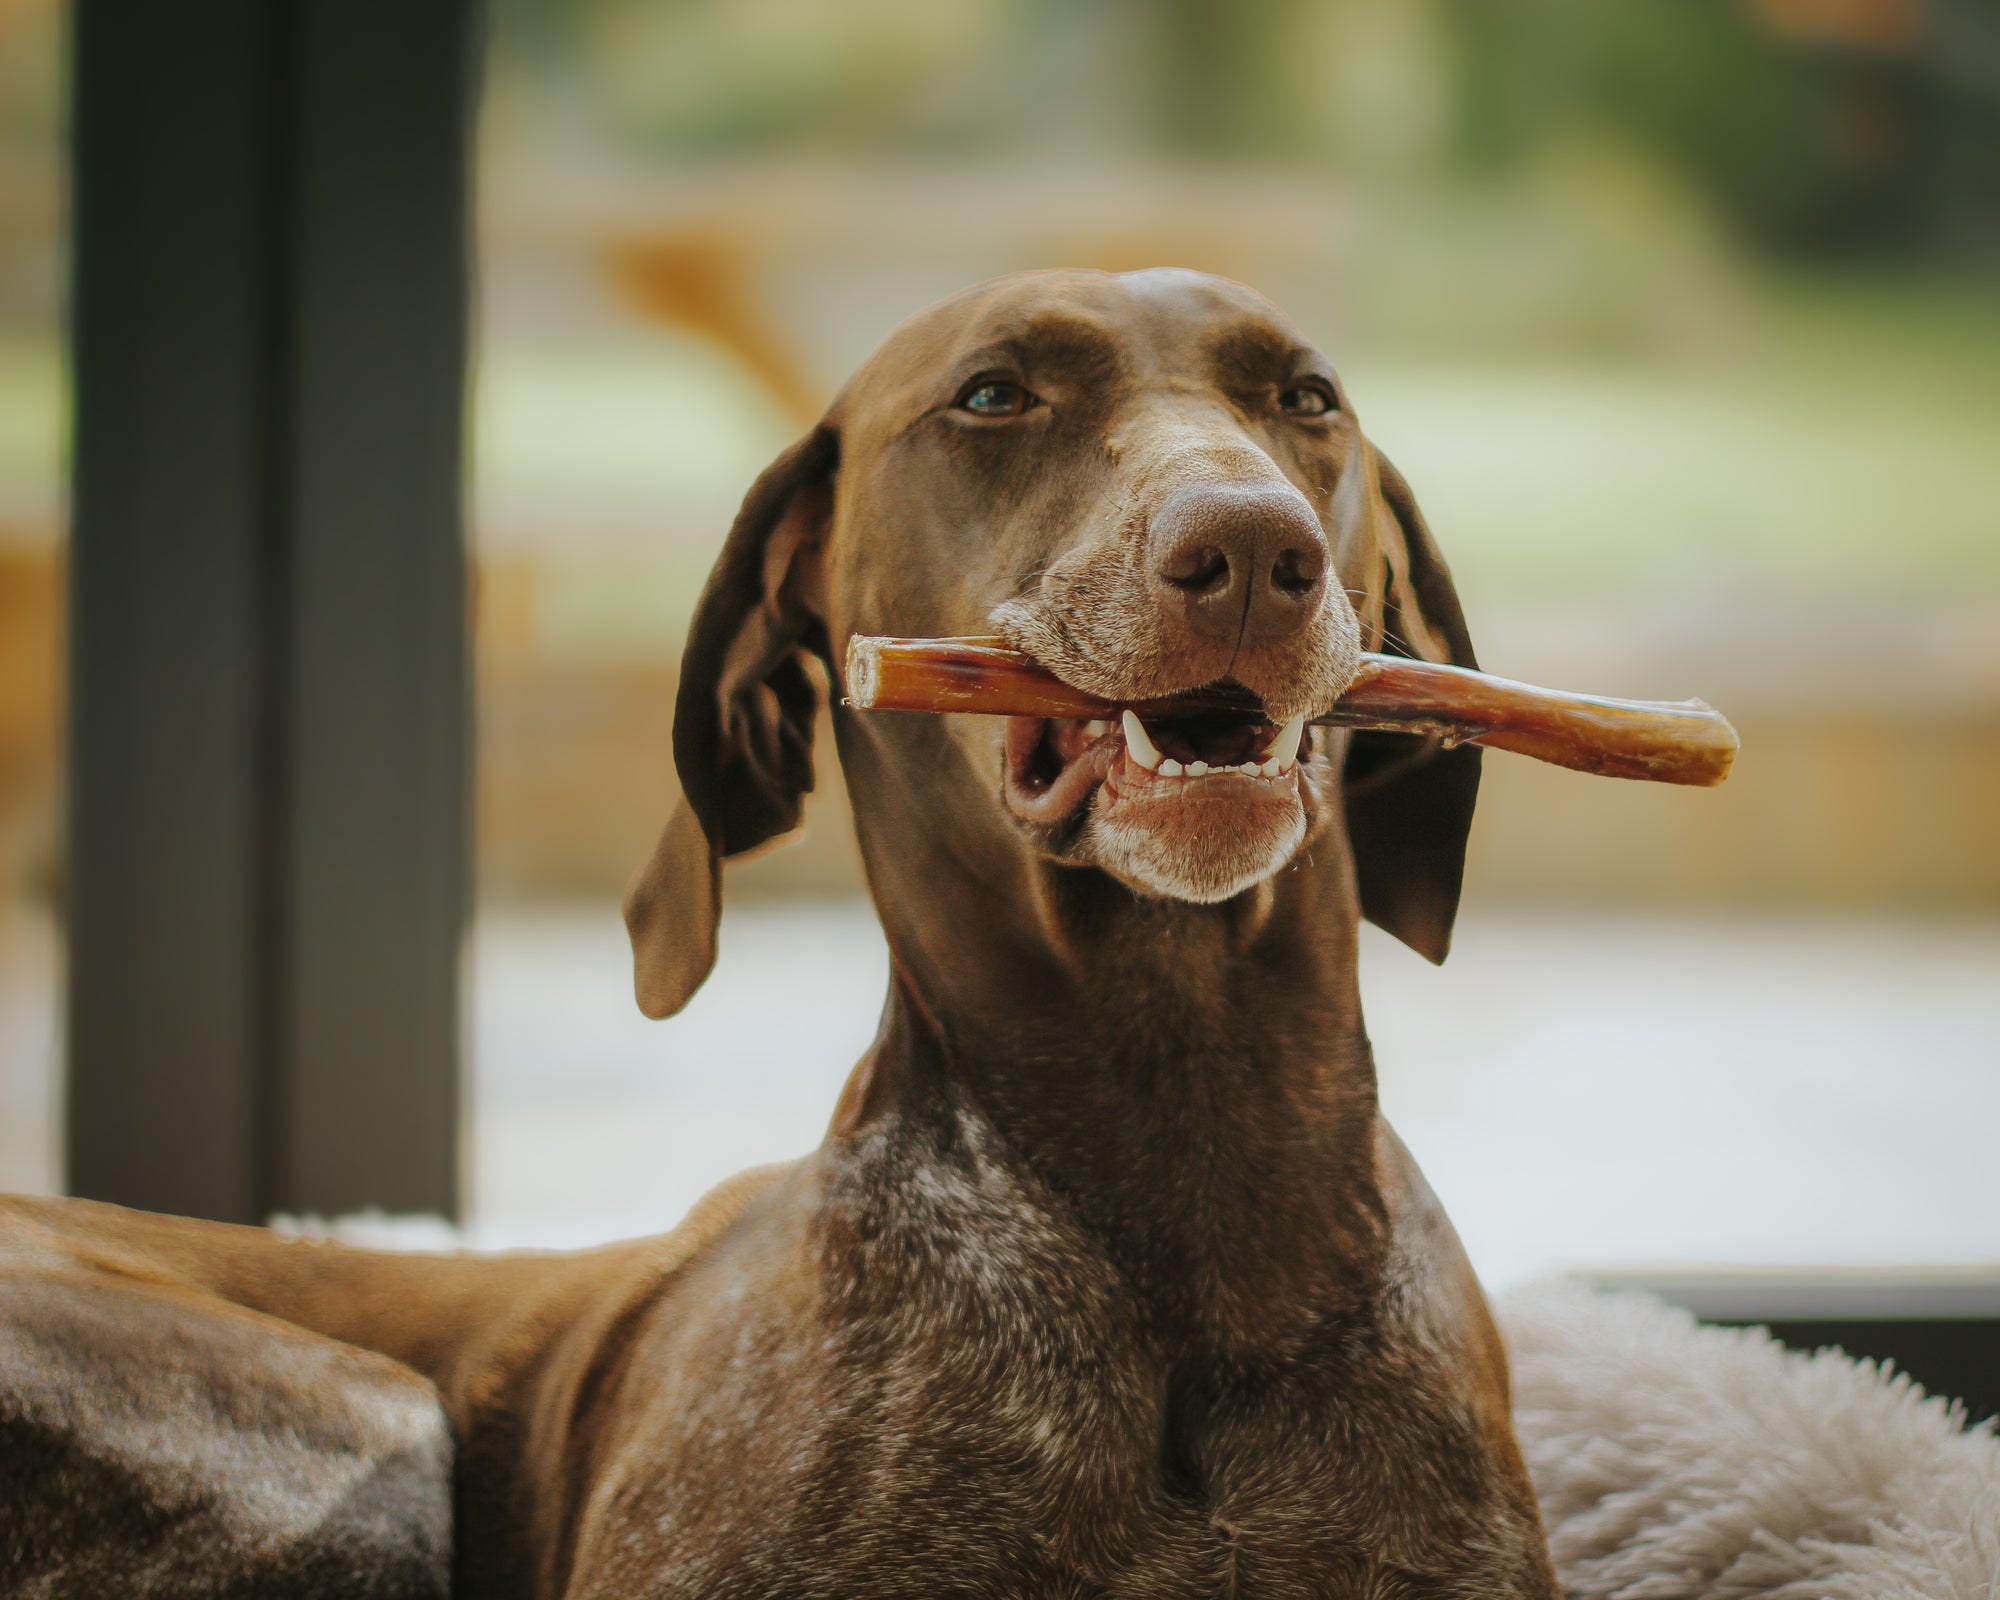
[1270,715,1306,772]
[1158,758,1184,778]
[1121,711,1164,771]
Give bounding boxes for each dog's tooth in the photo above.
[1084,720,1110,741]
[1158,758,1184,778]
[1121,711,1163,771]
[1258,757,1281,777]
[1270,714,1306,772]
[1186,759,1209,777]
[1240,761,1262,776]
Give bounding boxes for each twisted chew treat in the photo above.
[844,635,1737,787]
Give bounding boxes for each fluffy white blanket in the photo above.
[1500,1280,2000,1599]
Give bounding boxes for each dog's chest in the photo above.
[790,1348,1439,1600]
[718,1131,1516,1599]
[569,1136,1540,1599]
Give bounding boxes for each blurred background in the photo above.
[1,1,1996,1302]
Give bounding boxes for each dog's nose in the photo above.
[1148,483,1329,651]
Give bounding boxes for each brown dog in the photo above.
[3,269,1559,1599]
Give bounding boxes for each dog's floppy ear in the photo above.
[624,427,838,1017]
[1341,445,1482,965]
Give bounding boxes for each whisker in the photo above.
[1375,620,1420,658]
[1004,567,1054,603]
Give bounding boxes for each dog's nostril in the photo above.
[1270,544,1325,598]
[1159,543,1231,595]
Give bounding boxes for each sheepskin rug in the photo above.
[1499,1280,2000,1599]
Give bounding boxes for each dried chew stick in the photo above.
[843,635,1738,788]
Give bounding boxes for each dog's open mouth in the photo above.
[1003,705,1307,828]
[985,651,1323,900]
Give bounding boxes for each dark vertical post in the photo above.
[67,1,479,1223]
[67,2,276,1224]
[273,5,478,1217]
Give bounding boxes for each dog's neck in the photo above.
[834,734,1388,1362]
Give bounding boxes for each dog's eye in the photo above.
[958,380,1034,418]
[1279,383,1335,418]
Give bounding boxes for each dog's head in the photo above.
[627,269,1479,1017]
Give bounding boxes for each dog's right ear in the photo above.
[624,427,838,1018]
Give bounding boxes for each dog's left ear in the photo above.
[624,427,838,1018]
[1341,445,1482,965]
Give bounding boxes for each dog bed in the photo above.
[293,1215,2000,1595]
[1500,1280,2000,1599]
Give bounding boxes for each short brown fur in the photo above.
[3,269,1557,1599]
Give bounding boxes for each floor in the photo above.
[0,909,58,1201]
[467,902,2000,1288]
[5,902,1997,1290]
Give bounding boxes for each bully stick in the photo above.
[843,635,1738,788]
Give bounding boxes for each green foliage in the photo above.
[1443,0,1998,261]
[491,0,2000,264]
